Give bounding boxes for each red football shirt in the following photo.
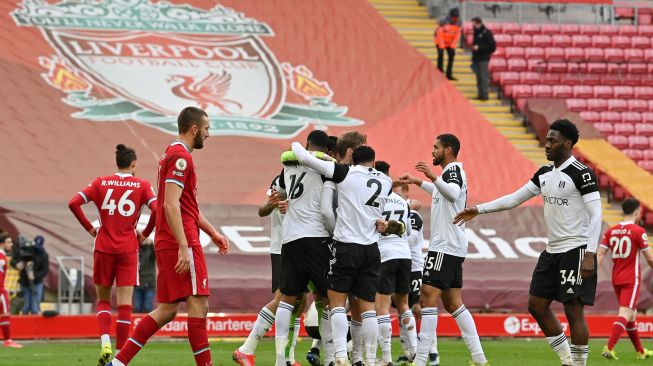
[601,222,649,286]
[79,174,157,254]
[0,249,7,292]
[155,141,200,250]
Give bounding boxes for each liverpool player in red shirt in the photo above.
[69,144,157,366]
[0,233,21,348]
[598,198,653,360]
[107,107,229,366]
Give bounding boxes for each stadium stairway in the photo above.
[369,0,625,225]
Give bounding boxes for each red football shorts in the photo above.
[156,246,209,303]
[0,290,8,314]
[614,283,640,309]
[93,251,139,287]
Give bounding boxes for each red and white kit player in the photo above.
[68,144,157,366]
[598,197,653,360]
[0,233,21,348]
[108,107,229,366]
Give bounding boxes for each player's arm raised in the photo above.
[397,173,434,195]
[198,210,229,255]
[290,142,337,178]
[164,182,191,274]
[453,185,536,225]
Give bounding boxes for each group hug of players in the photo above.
[60,106,653,366]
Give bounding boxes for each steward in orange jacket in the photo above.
[434,8,461,80]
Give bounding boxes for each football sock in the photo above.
[415,307,438,366]
[116,305,132,350]
[330,307,348,360]
[97,300,112,347]
[452,305,487,364]
[286,317,300,363]
[377,314,392,362]
[240,306,275,355]
[320,306,335,363]
[571,344,588,366]
[115,315,160,365]
[430,336,439,354]
[350,319,363,363]
[274,301,294,363]
[398,318,410,356]
[0,315,10,341]
[311,338,321,349]
[546,333,572,365]
[401,310,418,356]
[362,310,378,366]
[607,317,627,350]
[626,321,645,353]
[188,317,212,366]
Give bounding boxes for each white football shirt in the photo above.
[408,210,426,272]
[378,192,412,262]
[268,175,284,254]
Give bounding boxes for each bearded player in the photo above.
[106,107,229,366]
[68,144,157,366]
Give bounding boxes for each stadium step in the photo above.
[369,0,417,5]
[376,9,430,17]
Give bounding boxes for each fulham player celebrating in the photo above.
[68,144,156,366]
[107,107,229,366]
[598,198,653,360]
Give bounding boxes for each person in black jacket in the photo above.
[133,239,156,313]
[11,236,49,315]
[471,17,496,101]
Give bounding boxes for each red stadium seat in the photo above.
[573,85,594,98]
[493,47,506,58]
[616,123,636,136]
[545,47,565,61]
[579,24,601,35]
[614,86,635,99]
[541,24,562,34]
[527,59,546,72]
[628,63,648,74]
[587,63,608,74]
[645,150,653,160]
[505,47,525,58]
[650,136,653,149]
[643,112,653,124]
[636,124,653,136]
[637,161,653,173]
[581,110,600,122]
[499,72,520,86]
[553,85,573,98]
[604,48,625,62]
[591,35,611,48]
[584,48,605,62]
[635,86,653,99]
[611,35,631,49]
[650,100,653,111]
[619,24,639,36]
[566,98,588,112]
[601,75,623,86]
[631,36,650,49]
[624,48,645,62]
[608,99,629,112]
[639,25,653,36]
[520,72,540,85]
[511,85,533,99]
[552,35,572,47]
[521,23,541,35]
[628,99,649,112]
[629,135,649,149]
[508,58,527,72]
[540,73,560,85]
[582,74,601,85]
[561,73,583,85]
[599,25,620,36]
[525,47,545,59]
[593,121,613,134]
[489,58,507,72]
[495,34,513,48]
[587,98,607,111]
[621,112,642,124]
[533,34,553,47]
[607,135,629,149]
[502,22,522,34]
[560,24,580,35]
[571,35,592,48]
[645,49,653,62]
[622,75,646,86]
[593,85,614,99]
[533,85,553,97]
[568,63,588,73]
[601,111,623,123]
[623,149,644,161]
[485,22,502,33]
[547,62,567,73]
[513,34,532,47]
[564,48,584,62]
[608,63,627,74]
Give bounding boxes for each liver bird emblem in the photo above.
[167,71,242,114]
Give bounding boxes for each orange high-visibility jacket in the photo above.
[435,21,461,49]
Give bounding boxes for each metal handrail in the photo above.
[55,256,85,314]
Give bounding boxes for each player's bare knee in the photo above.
[527,299,546,318]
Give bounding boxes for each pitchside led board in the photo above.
[2,0,630,313]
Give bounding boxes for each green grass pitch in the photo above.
[1,338,651,365]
